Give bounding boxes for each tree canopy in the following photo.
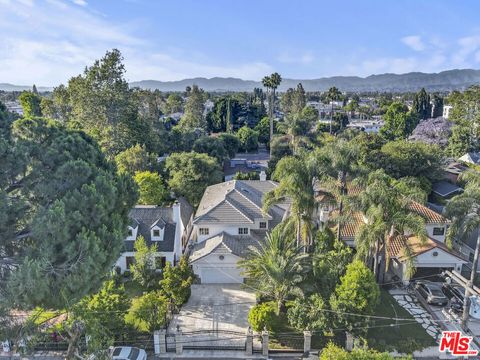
[0,117,137,309]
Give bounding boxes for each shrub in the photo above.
[248,301,281,332]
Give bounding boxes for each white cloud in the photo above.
[401,35,425,52]
[277,51,314,65]
[72,0,87,6]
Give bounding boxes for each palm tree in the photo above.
[263,155,316,250]
[326,86,342,134]
[355,170,427,282]
[262,73,282,143]
[239,225,308,314]
[313,139,362,242]
[446,170,480,328]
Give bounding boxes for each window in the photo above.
[126,256,135,269]
[259,222,267,229]
[153,229,160,237]
[155,256,166,269]
[238,227,249,235]
[469,252,475,263]
[199,228,209,236]
[127,228,133,237]
[433,227,445,236]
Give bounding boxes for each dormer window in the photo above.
[128,229,133,237]
[151,226,164,241]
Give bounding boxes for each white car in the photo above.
[111,347,147,360]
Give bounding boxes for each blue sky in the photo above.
[1,0,480,86]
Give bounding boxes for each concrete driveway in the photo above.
[169,284,256,333]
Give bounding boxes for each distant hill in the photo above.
[130,69,480,92]
[3,69,480,93]
[0,83,52,92]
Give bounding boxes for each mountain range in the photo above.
[2,69,480,93]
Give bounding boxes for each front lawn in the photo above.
[366,289,436,353]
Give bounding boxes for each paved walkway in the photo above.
[389,290,443,342]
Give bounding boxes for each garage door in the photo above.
[200,267,243,284]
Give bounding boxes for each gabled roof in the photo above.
[388,234,466,263]
[458,152,480,165]
[330,211,365,239]
[189,232,262,262]
[125,205,176,252]
[194,180,289,225]
[408,201,449,224]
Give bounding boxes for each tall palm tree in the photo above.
[355,170,427,282]
[313,139,362,241]
[239,225,308,314]
[263,154,316,250]
[446,169,480,328]
[262,73,282,143]
[326,86,342,134]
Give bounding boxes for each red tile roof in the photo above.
[407,201,449,224]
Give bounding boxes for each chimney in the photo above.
[259,171,266,181]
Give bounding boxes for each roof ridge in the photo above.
[224,198,255,223]
[229,187,269,217]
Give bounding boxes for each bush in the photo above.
[248,301,281,332]
[125,291,168,332]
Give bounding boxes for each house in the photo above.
[453,228,480,274]
[444,161,468,184]
[115,199,194,273]
[346,120,384,134]
[431,180,463,201]
[315,183,466,282]
[187,179,290,283]
[443,105,452,119]
[458,152,480,166]
[223,149,270,181]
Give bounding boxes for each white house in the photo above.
[443,105,452,119]
[314,183,466,282]
[187,179,290,283]
[115,199,193,273]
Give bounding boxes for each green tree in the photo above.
[380,102,419,140]
[330,260,380,336]
[265,155,316,247]
[53,49,145,157]
[326,86,342,134]
[236,125,259,152]
[446,170,480,327]
[159,257,194,310]
[115,144,156,175]
[239,226,308,313]
[0,117,137,309]
[255,116,271,145]
[218,133,240,158]
[192,136,228,162]
[165,152,223,206]
[19,91,42,118]
[320,342,406,360]
[355,170,427,281]
[291,83,306,115]
[262,72,282,141]
[412,88,431,120]
[165,93,183,113]
[287,293,328,331]
[125,291,168,332]
[72,280,130,354]
[431,94,444,118]
[130,236,158,289]
[314,139,362,241]
[133,171,168,205]
[179,85,206,130]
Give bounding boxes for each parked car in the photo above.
[111,347,147,360]
[415,281,448,306]
[442,283,465,312]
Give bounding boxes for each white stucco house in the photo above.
[187,180,290,284]
[314,183,467,282]
[115,198,193,273]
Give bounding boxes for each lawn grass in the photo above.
[366,289,436,353]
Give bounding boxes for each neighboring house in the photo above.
[458,152,480,166]
[315,183,466,282]
[444,161,468,184]
[115,199,194,273]
[346,120,383,134]
[187,179,290,283]
[223,149,270,181]
[431,180,463,201]
[443,105,452,119]
[453,228,480,274]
